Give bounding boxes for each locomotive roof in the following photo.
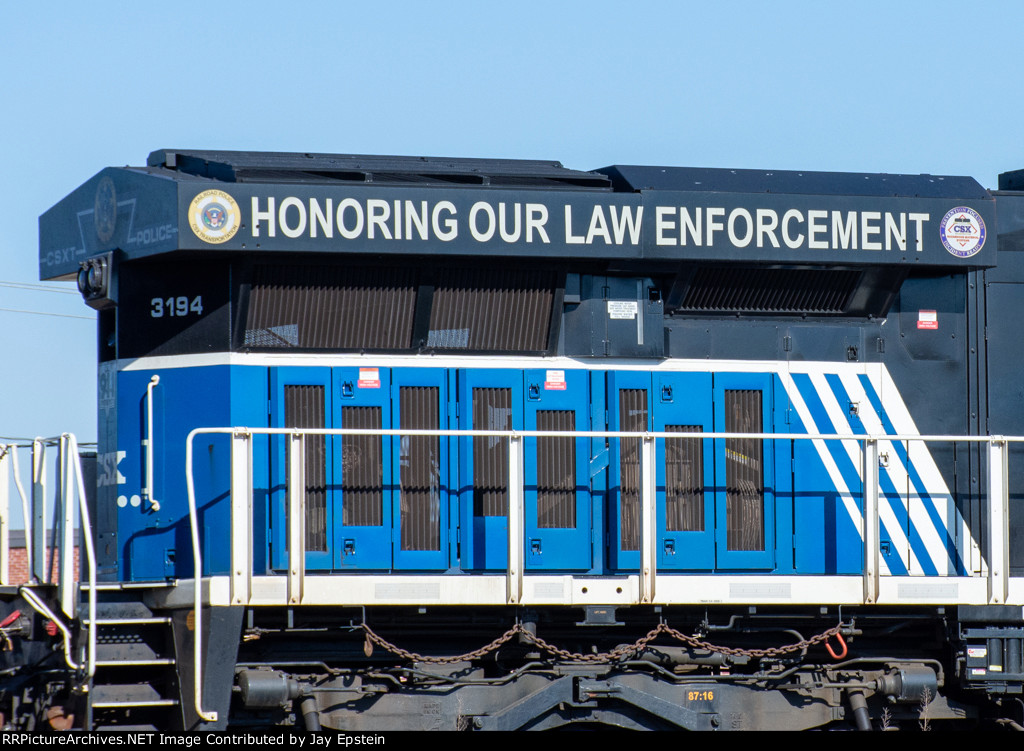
[40,150,998,280]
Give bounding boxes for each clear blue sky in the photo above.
[1,0,1023,449]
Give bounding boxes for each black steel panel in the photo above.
[665,426,703,532]
[473,388,511,517]
[678,266,861,314]
[340,407,383,527]
[724,390,764,552]
[536,411,576,529]
[619,389,647,551]
[284,385,327,553]
[244,264,416,350]
[399,387,441,552]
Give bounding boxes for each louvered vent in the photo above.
[665,426,704,532]
[472,388,512,517]
[340,406,383,527]
[283,385,327,553]
[724,390,765,552]
[245,265,416,349]
[536,411,576,529]
[618,389,648,551]
[428,268,555,351]
[679,267,862,314]
[399,387,441,552]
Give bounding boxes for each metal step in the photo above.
[85,617,171,626]
[91,683,179,709]
[95,658,175,667]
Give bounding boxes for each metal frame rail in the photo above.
[184,425,1018,723]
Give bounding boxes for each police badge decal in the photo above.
[189,189,240,244]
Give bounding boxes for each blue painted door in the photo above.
[524,369,592,571]
[713,373,776,570]
[457,369,522,570]
[332,367,393,569]
[606,370,652,571]
[269,367,334,572]
[652,372,715,570]
[391,368,450,570]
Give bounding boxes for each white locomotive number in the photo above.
[151,296,203,318]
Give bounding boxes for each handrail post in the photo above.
[67,434,96,681]
[862,438,879,604]
[59,435,76,618]
[229,431,253,607]
[143,375,161,512]
[987,438,1009,605]
[31,438,46,583]
[507,434,524,605]
[0,445,9,585]
[640,435,656,604]
[287,432,305,606]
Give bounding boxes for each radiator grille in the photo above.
[679,266,862,314]
[536,411,576,529]
[399,387,441,551]
[618,389,648,551]
[665,425,704,532]
[724,390,765,551]
[283,385,327,553]
[245,265,416,349]
[427,268,554,351]
[472,388,512,517]
[340,406,383,527]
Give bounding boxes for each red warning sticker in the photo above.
[917,310,938,330]
[358,367,380,388]
[544,369,567,390]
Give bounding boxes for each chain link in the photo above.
[360,620,846,665]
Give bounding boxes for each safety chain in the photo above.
[360,621,846,665]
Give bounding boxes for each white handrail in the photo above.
[144,376,161,512]
[184,425,1018,725]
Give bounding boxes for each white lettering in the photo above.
[405,200,428,240]
[251,197,275,237]
[279,197,307,239]
[656,206,676,246]
[499,203,521,242]
[831,211,856,249]
[861,211,881,250]
[610,206,643,245]
[565,205,585,244]
[433,201,458,241]
[367,199,392,240]
[310,198,333,238]
[585,205,611,245]
[909,213,929,251]
[525,204,549,243]
[679,207,701,246]
[469,201,496,241]
[756,209,779,248]
[706,207,725,245]
[337,198,364,239]
[727,208,754,247]
[782,209,804,248]
[885,213,906,251]
[807,210,828,249]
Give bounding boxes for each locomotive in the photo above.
[8,149,1024,730]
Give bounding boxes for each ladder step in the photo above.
[91,683,177,708]
[86,617,171,626]
[95,658,176,667]
[91,699,179,709]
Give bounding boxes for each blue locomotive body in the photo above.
[17,150,1024,730]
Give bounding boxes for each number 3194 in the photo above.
[151,296,203,318]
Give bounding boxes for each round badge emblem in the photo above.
[939,206,986,258]
[94,176,117,244]
[189,190,240,244]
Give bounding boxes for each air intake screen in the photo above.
[283,385,327,553]
[427,268,555,351]
[472,388,512,517]
[536,411,576,529]
[399,387,441,551]
[679,267,862,314]
[724,390,765,551]
[340,406,383,527]
[618,389,648,551]
[245,265,416,349]
[665,425,704,532]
